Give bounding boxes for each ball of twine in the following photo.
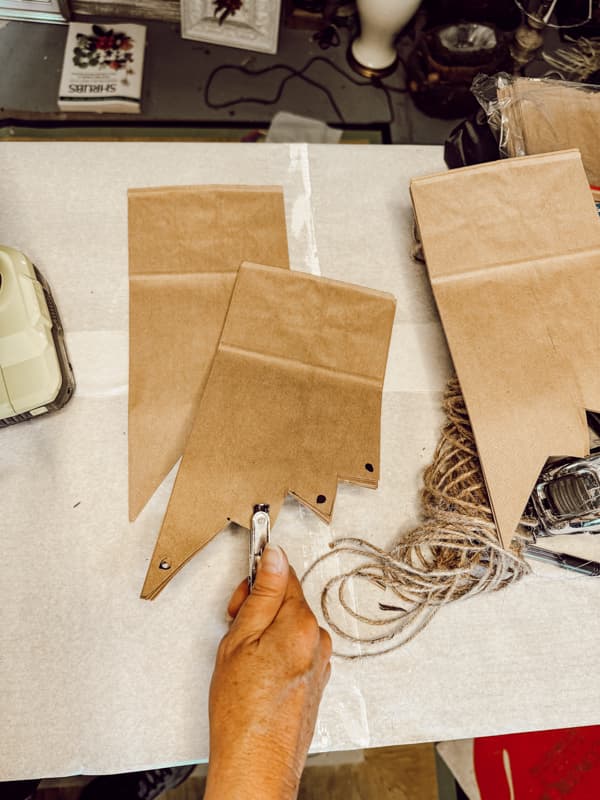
[302,378,531,659]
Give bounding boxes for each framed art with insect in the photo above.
[180,0,281,54]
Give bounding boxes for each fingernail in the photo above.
[260,544,285,574]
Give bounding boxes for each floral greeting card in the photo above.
[58,23,146,113]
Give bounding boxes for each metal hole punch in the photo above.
[248,504,270,592]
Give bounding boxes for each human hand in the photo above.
[204,544,332,800]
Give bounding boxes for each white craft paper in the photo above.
[2,143,600,781]
[266,112,342,144]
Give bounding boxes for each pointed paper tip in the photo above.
[129,485,149,523]
[140,555,182,600]
[493,503,527,550]
[486,451,549,550]
[140,570,169,600]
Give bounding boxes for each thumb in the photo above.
[228,544,289,642]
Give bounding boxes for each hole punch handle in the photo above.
[248,504,270,591]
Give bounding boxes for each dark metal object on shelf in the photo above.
[511,15,545,72]
[512,0,595,71]
[406,22,512,119]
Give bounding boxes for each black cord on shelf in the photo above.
[203,55,408,125]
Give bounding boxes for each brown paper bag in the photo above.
[411,150,600,548]
[141,261,396,599]
[128,186,289,521]
[498,77,600,189]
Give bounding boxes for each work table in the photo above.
[2,142,599,780]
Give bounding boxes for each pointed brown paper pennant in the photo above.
[141,261,396,599]
[128,186,289,521]
[411,150,600,548]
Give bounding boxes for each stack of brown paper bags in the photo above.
[128,185,290,522]
[129,185,396,598]
[498,77,600,190]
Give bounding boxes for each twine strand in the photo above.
[302,378,531,659]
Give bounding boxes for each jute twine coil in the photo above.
[302,378,532,659]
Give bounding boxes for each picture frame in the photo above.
[0,0,69,23]
[181,0,281,54]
